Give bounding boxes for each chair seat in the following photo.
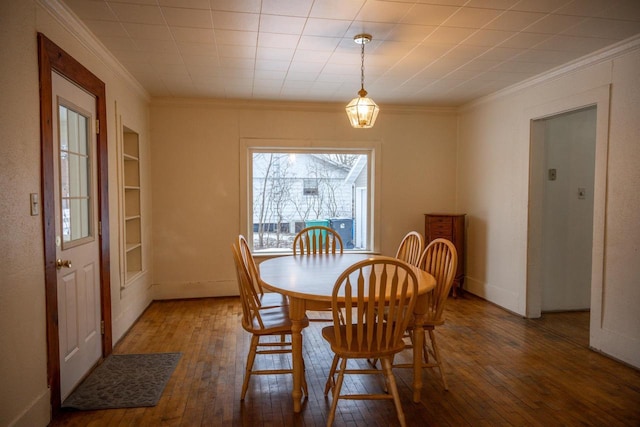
[258,292,288,308]
[322,324,406,358]
[248,306,309,334]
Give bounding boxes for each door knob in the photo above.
[56,259,72,269]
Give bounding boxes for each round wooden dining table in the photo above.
[258,253,436,413]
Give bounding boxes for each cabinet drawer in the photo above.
[428,218,453,237]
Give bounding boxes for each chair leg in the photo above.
[324,355,340,396]
[381,357,407,427]
[326,357,347,427]
[241,335,259,400]
[428,329,448,391]
[422,329,430,364]
[302,358,309,397]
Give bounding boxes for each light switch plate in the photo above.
[578,188,586,199]
[30,193,39,216]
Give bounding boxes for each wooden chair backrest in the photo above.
[331,257,418,354]
[293,225,344,255]
[395,231,425,267]
[237,235,264,299]
[231,243,265,332]
[418,238,458,323]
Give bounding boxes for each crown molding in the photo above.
[460,34,640,112]
[37,0,150,101]
[151,97,457,115]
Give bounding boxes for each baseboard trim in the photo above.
[152,280,238,300]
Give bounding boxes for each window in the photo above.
[302,178,319,196]
[241,140,379,254]
[59,104,93,246]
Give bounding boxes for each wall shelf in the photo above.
[123,128,142,284]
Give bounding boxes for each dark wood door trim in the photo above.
[37,33,112,414]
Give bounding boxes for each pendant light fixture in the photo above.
[345,34,379,129]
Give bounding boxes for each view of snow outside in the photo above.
[252,152,368,251]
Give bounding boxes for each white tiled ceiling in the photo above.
[61,0,640,106]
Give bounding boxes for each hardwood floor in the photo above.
[50,294,640,426]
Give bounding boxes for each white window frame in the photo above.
[239,138,381,255]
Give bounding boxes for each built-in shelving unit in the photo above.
[123,128,142,283]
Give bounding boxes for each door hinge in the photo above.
[96,119,100,134]
[100,321,105,335]
[98,221,102,236]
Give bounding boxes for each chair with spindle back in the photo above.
[322,257,419,427]
[237,235,288,309]
[293,225,343,255]
[394,238,457,390]
[231,242,308,400]
[395,231,424,267]
[293,225,344,321]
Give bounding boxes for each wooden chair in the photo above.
[293,225,343,255]
[322,257,419,427]
[365,230,424,366]
[237,235,288,309]
[293,225,344,321]
[394,238,457,390]
[231,243,309,400]
[395,231,424,267]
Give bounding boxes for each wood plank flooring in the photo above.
[50,294,640,426]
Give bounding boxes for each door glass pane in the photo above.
[59,104,91,244]
[61,198,70,241]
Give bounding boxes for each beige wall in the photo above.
[0,2,49,427]
[3,1,639,425]
[0,2,153,426]
[150,100,458,299]
[457,42,640,368]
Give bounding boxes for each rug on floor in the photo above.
[62,352,182,410]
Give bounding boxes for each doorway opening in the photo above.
[526,90,609,351]
[540,107,596,313]
[527,106,596,335]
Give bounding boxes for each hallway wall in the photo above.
[457,42,640,368]
[0,2,153,426]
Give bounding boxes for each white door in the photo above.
[52,72,102,400]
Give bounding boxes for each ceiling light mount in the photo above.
[354,34,372,45]
[345,33,379,129]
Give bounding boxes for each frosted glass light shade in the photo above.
[345,94,380,128]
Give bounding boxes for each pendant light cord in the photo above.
[360,40,365,92]
[358,37,368,97]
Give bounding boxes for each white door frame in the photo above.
[526,85,611,349]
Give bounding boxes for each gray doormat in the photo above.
[62,353,181,410]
